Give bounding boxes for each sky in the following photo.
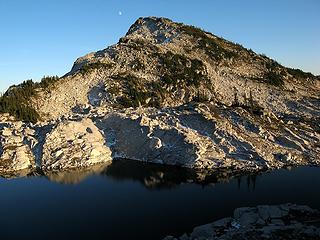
[0,0,319,92]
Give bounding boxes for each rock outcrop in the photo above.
[0,120,36,176]
[94,102,319,171]
[0,17,319,175]
[164,204,320,240]
[41,118,112,170]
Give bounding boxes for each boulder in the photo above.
[42,118,112,170]
[166,204,320,240]
[0,123,36,174]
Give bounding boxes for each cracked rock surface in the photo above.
[41,118,112,171]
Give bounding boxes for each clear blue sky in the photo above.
[0,0,319,92]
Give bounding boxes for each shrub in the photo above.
[112,74,151,108]
[39,75,59,89]
[231,89,264,116]
[286,68,314,79]
[130,59,145,71]
[263,60,285,86]
[80,62,113,74]
[180,25,238,60]
[160,51,208,88]
[264,71,284,86]
[193,89,210,102]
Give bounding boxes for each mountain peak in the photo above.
[1,16,319,178]
[126,16,175,34]
[123,16,180,44]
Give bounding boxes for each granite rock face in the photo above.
[41,118,112,171]
[0,120,36,176]
[0,17,319,175]
[0,99,319,175]
[93,103,319,171]
[164,204,320,240]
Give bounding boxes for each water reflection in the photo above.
[45,163,109,184]
[42,159,261,189]
[237,175,257,191]
[0,160,319,240]
[0,168,35,179]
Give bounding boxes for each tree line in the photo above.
[0,76,59,123]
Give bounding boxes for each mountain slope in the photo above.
[33,17,319,120]
[0,17,319,176]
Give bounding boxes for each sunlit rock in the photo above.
[41,118,112,170]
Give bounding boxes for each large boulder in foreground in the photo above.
[165,203,320,240]
[42,118,112,170]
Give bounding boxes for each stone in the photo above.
[212,217,232,227]
[267,206,286,218]
[162,237,176,240]
[165,204,320,240]
[54,150,64,158]
[238,211,259,226]
[0,123,36,174]
[191,224,214,239]
[179,234,189,240]
[41,118,112,170]
[2,128,12,137]
[270,219,285,226]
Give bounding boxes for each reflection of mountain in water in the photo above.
[0,168,35,179]
[45,163,109,184]
[3,158,259,189]
[102,159,258,190]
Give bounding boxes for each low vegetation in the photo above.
[111,74,151,108]
[111,51,210,108]
[262,61,285,86]
[120,37,159,52]
[159,51,209,88]
[286,67,314,79]
[232,89,264,116]
[180,25,238,60]
[79,62,113,74]
[264,71,284,86]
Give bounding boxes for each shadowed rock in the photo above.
[164,204,320,240]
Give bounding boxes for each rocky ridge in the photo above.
[0,17,319,176]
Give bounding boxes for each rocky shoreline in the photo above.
[164,204,320,240]
[1,102,319,178]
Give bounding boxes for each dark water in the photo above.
[0,160,320,240]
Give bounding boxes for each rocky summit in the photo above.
[0,16,319,176]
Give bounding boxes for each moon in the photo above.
[118,11,122,16]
